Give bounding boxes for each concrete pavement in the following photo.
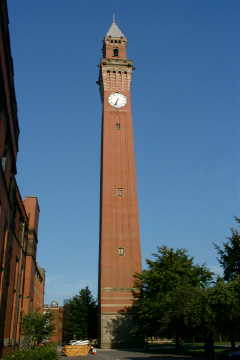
[59,348,193,360]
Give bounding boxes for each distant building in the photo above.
[44,302,63,345]
[0,1,45,356]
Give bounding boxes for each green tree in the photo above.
[22,311,55,348]
[215,217,240,281]
[207,277,240,349]
[132,246,213,350]
[63,286,97,343]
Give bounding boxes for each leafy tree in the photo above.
[162,285,204,343]
[22,311,55,348]
[63,286,97,343]
[215,217,240,281]
[213,217,240,349]
[207,277,240,349]
[132,243,240,357]
[132,246,213,350]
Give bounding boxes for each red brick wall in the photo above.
[44,306,63,345]
[0,1,23,354]
[23,197,45,315]
[98,28,141,347]
[0,2,44,356]
[22,256,35,314]
[33,267,45,312]
[1,183,28,356]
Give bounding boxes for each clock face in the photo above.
[108,93,127,108]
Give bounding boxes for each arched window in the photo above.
[113,48,119,57]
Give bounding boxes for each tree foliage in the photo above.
[132,241,240,356]
[22,311,55,348]
[215,217,240,281]
[132,246,213,348]
[63,286,97,343]
[209,276,240,347]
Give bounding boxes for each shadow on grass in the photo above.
[110,342,232,360]
[108,344,203,358]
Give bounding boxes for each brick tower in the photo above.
[98,19,142,348]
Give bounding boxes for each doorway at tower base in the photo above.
[99,313,144,349]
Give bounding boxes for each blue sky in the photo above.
[8,0,240,304]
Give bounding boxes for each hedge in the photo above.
[3,344,58,360]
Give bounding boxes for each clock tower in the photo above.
[98,20,142,348]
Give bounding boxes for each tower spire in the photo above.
[105,17,125,38]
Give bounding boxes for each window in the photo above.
[1,157,6,171]
[116,122,120,130]
[116,188,124,197]
[113,48,119,57]
[118,247,125,256]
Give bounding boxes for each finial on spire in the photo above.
[113,13,116,23]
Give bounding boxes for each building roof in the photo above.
[105,20,125,38]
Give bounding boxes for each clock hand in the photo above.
[114,98,119,105]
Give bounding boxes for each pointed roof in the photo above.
[105,20,125,38]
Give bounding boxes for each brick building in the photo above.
[33,265,45,313]
[22,197,44,315]
[0,183,29,355]
[98,20,142,347]
[44,303,63,345]
[0,1,45,356]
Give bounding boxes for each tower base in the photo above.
[99,313,144,349]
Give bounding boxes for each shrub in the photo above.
[3,344,57,360]
[21,311,55,348]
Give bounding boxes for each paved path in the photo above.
[59,348,193,360]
